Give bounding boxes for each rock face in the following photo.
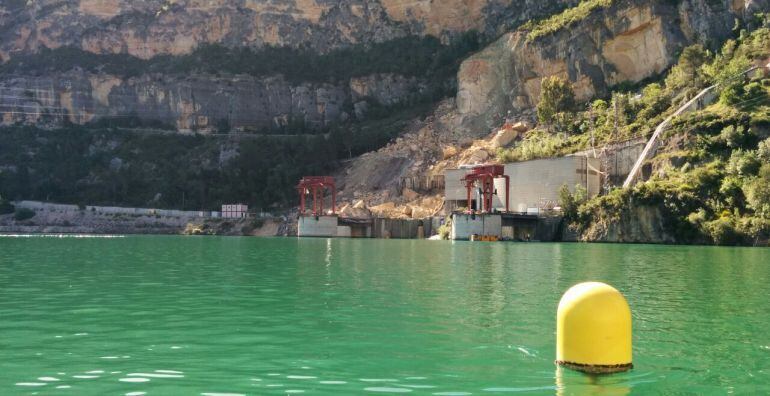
[580,205,677,244]
[455,0,753,135]
[0,0,578,129]
[0,0,575,61]
[0,72,424,130]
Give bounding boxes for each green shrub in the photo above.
[735,216,770,243]
[0,200,14,215]
[537,76,576,126]
[558,183,587,221]
[704,216,740,245]
[704,48,754,105]
[496,130,569,162]
[719,175,745,207]
[726,149,761,177]
[744,164,770,218]
[758,137,770,161]
[13,208,35,221]
[716,125,750,148]
[686,208,709,227]
[437,222,451,240]
[735,27,770,59]
[743,82,764,99]
[665,44,710,91]
[524,0,614,42]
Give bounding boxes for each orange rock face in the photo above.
[1,0,572,60]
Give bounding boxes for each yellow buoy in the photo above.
[556,282,632,374]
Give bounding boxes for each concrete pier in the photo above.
[298,215,338,237]
[450,213,502,240]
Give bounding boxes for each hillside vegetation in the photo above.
[0,33,482,86]
[534,23,770,245]
[0,33,476,210]
[522,0,613,42]
[0,101,429,211]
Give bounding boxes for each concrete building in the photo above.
[444,168,471,213]
[222,204,248,219]
[492,156,600,213]
[451,213,502,240]
[444,156,600,215]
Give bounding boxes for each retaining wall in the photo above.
[298,216,338,237]
[451,214,502,240]
[372,218,435,239]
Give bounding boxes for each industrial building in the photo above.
[222,204,248,218]
[445,156,600,215]
[444,156,601,240]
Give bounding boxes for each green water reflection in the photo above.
[0,236,768,394]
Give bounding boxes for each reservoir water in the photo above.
[1,236,768,395]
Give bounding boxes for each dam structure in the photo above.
[296,176,339,238]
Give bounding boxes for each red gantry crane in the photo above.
[463,164,509,214]
[297,176,336,216]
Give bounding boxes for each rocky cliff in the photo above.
[1,0,581,130]
[7,0,753,132]
[0,0,574,61]
[334,0,767,212]
[455,0,752,135]
[578,204,677,243]
[0,71,424,131]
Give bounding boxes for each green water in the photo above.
[0,236,768,395]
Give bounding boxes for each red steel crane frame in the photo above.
[297,176,336,216]
[463,165,509,214]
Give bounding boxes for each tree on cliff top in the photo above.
[0,194,14,215]
[665,44,710,92]
[537,75,576,128]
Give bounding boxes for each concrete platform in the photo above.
[298,215,338,237]
[451,213,502,240]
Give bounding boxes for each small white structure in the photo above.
[298,216,338,237]
[222,204,248,219]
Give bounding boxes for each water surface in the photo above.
[1,236,768,394]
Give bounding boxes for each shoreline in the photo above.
[2,228,768,248]
[0,209,286,237]
[3,203,767,247]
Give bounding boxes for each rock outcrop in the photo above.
[0,0,575,61]
[579,204,677,244]
[455,0,752,135]
[0,71,424,130]
[0,1,581,129]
